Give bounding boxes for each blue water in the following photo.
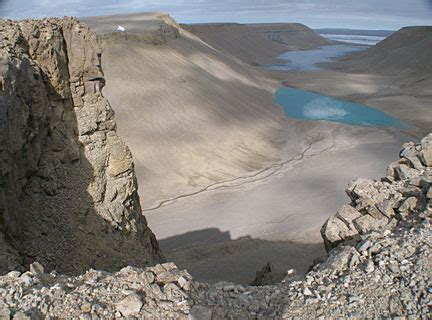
[265,45,367,71]
[275,87,407,128]
[320,34,386,46]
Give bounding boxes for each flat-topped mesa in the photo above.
[0,17,164,274]
[81,12,180,45]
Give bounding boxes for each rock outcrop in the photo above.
[0,18,163,275]
[0,128,430,318]
[321,134,432,251]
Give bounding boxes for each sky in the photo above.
[0,0,431,30]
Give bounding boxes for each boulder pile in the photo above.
[0,135,430,318]
[321,134,432,251]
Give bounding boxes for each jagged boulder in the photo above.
[420,134,432,167]
[321,135,431,251]
[0,18,164,274]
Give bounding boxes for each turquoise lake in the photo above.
[275,87,408,128]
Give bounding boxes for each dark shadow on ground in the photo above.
[159,228,325,285]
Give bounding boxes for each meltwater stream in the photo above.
[275,87,408,128]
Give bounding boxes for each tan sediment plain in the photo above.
[82,13,424,284]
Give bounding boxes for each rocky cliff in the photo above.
[0,18,163,274]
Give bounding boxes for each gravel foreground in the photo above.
[1,135,431,319]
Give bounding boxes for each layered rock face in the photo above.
[0,18,163,274]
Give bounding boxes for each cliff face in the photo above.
[0,18,163,274]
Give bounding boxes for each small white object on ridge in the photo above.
[117,26,126,32]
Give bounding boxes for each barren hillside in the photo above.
[334,26,432,76]
[181,23,289,65]
[82,13,288,207]
[248,23,335,49]
[182,22,335,65]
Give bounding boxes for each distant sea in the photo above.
[315,29,394,46]
[319,34,386,46]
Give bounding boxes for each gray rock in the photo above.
[7,271,21,278]
[396,164,418,181]
[398,197,418,216]
[376,200,395,218]
[0,307,11,319]
[321,216,356,251]
[420,134,432,166]
[178,276,188,288]
[426,187,432,199]
[19,273,33,286]
[156,271,179,284]
[115,293,143,316]
[364,260,375,274]
[336,205,362,227]
[189,305,212,320]
[353,215,376,234]
[13,311,31,320]
[29,262,44,275]
[303,287,313,296]
[144,271,155,284]
[357,240,372,253]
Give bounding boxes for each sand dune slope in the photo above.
[82,13,287,207]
